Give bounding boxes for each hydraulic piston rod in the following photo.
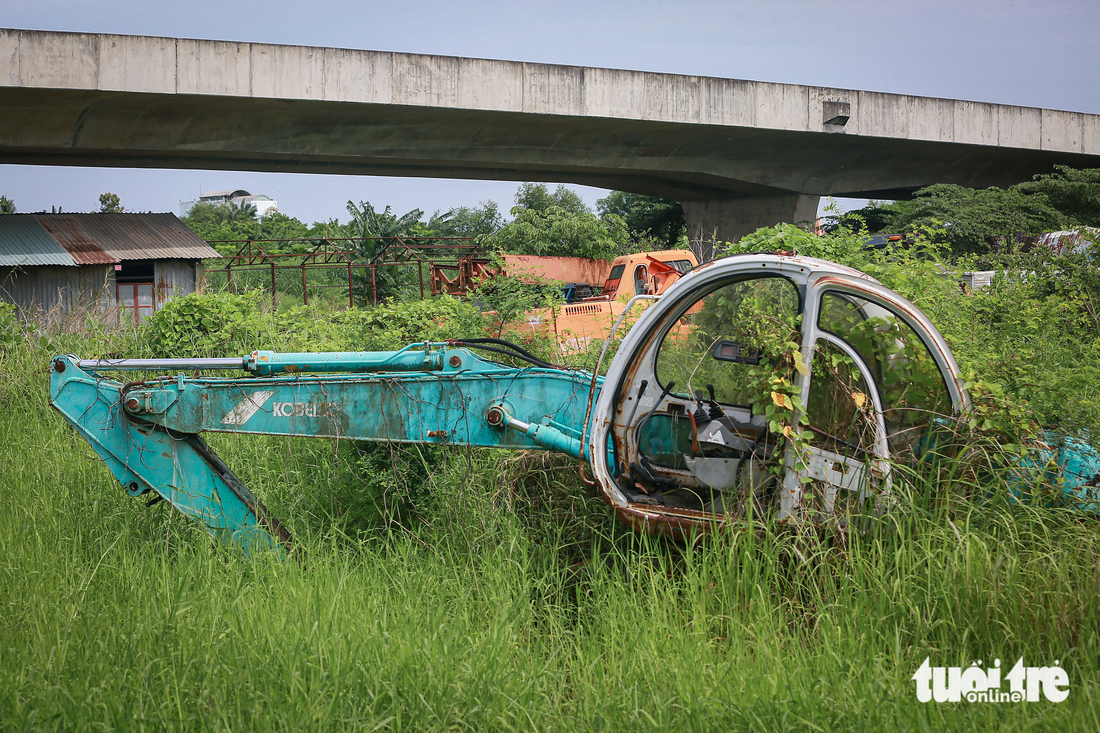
[75,343,446,376]
[77,357,246,371]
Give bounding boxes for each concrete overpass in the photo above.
[3,29,1100,241]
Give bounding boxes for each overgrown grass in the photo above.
[2,317,1099,730]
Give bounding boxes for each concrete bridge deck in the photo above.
[3,29,1099,240]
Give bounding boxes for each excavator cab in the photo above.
[588,253,970,534]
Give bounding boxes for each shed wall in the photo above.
[154,259,198,306]
[0,264,113,317]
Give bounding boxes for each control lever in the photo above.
[705,384,724,420]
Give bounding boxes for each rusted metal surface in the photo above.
[34,216,118,264]
[0,215,78,267]
[502,254,608,286]
[154,260,197,306]
[35,213,219,261]
[430,255,495,296]
[1032,229,1097,256]
[214,236,481,304]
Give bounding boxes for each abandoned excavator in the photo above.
[50,253,1100,554]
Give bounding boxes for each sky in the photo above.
[1,0,1098,224]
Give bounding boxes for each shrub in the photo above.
[142,291,266,358]
[141,292,488,358]
[0,302,19,354]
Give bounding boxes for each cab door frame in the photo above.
[781,271,972,521]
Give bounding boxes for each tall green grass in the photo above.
[2,326,1099,731]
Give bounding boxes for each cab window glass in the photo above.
[656,276,801,408]
[817,291,951,454]
[806,340,876,459]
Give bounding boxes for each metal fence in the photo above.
[202,237,483,306]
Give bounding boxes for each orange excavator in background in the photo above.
[431,249,699,353]
[518,249,698,353]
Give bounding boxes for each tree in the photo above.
[513,183,589,216]
[256,211,310,244]
[596,191,686,248]
[0,196,14,214]
[823,167,1100,255]
[1017,166,1100,228]
[345,200,423,240]
[224,201,257,223]
[181,202,262,250]
[887,184,1066,254]
[424,201,503,237]
[98,192,125,213]
[823,186,1066,255]
[345,200,424,302]
[483,205,630,260]
[821,200,903,234]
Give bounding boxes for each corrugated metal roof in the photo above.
[33,213,221,261]
[0,216,78,267]
[35,216,119,264]
[1035,229,1098,256]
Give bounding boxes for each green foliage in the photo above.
[513,182,589,216]
[1018,165,1100,227]
[6,225,1100,728]
[484,205,630,260]
[271,295,487,353]
[0,195,15,214]
[657,276,810,469]
[949,244,1100,435]
[423,201,503,237]
[0,302,20,353]
[345,200,423,239]
[142,291,265,359]
[142,291,487,358]
[822,199,902,233]
[181,201,262,245]
[97,192,124,214]
[345,200,425,302]
[469,254,564,337]
[597,191,686,248]
[335,441,443,534]
[5,328,1100,730]
[888,184,1066,254]
[823,166,1100,255]
[726,223,1100,443]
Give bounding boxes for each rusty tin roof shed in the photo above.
[35,215,118,264]
[0,216,78,267]
[32,213,220,261]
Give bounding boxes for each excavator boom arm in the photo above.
[49,344,601,554]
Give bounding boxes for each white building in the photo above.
[179,189,279,218]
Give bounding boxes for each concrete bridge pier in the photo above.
[682,194,821,252]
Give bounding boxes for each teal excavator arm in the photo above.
[50,343,602,554]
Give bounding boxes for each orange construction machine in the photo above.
[522,250,698,353]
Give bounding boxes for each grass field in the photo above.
[2,314,1099,731]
